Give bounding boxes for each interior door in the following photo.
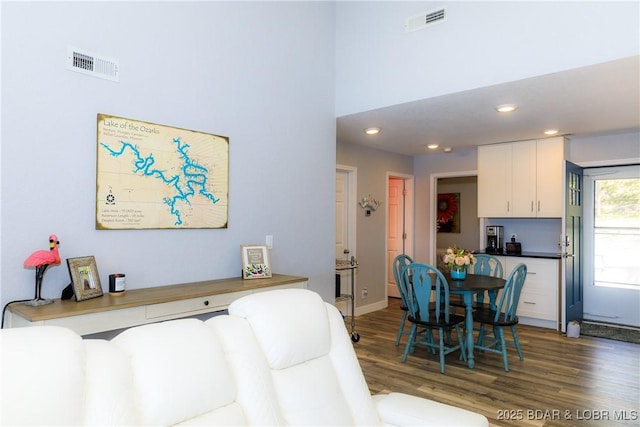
[387,178,405,297]
[336,168,355,315]
[336,170,350,262]
[564,161,584,328]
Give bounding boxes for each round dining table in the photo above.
[448,274,506,368]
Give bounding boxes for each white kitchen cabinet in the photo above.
[477,137,565,218]
[477,143,512,217]
[511,141,537,216]
[505,257,560,330]
[535,138,565,217]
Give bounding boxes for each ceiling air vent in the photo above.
[405,7,446,33]
[66,46,119,82]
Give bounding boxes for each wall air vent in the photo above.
[405,7,447,33]
[66,46,119,82]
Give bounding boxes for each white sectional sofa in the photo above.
[1,288,488,426]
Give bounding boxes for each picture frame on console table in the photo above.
[67,256,104,301]
[241,244,272,279]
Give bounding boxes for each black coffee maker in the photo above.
[485,225,504,254]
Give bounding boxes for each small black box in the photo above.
[506,242,522,255]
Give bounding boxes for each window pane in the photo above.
[594,179,640,228]
[594,229,640,288]
[594,177,640,289]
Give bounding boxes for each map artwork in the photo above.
[96,114,229,229]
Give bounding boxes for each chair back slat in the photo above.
[494,263,527,322]
[471,254,504,278]
[392,254,413,307]
[401,263,450,323]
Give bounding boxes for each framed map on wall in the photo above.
[96,114,229,229]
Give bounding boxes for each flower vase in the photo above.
[450,266,467,280]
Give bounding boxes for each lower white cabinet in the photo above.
[503,257,560,330]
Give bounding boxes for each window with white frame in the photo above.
[590,166,640,289]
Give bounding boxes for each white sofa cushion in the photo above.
[223,288,381,426]
[0,326,139,426]
[228,287,331,370]
[84,339,139,426]
[1,326,86,426]
[111,318,246,426]
[373,393,489,426]
[206,315,287,425]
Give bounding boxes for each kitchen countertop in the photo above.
[479,251,562,259]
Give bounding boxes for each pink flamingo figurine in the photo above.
[23,234,60,306]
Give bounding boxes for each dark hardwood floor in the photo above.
[350,298,640,427]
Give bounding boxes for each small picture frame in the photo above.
[67,256,104,301]
[241,244,272,279]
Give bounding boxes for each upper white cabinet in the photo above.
[477,143,512,217]
[534,138,566,217]
[478,137,566,218]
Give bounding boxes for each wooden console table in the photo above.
[6,274,307,336]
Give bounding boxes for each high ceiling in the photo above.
[336,56,640,157]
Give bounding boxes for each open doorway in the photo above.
[582,164,640,327]
[386,173,414,298]
[430,172,480,267]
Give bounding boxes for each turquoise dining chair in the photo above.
[450,253,504,311]
[472,254,504,278]
[399,263,466,374]
[474,263,527,372]
[392,254,413,346]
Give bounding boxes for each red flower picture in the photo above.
[437,193,460,233]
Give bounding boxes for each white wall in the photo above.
[336,141,413,308]
[335,1,639,116]
[0,2,337,307]
[568,132,640,166]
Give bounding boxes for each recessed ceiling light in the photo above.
[443,147,452,153]
[544,129,559,135]
[364,127,381,135]
[427,144,439,149]
[496,104,518,113]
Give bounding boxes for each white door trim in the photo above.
[337,164,357,263]
[336,165,357,316]
[582,164,640,327]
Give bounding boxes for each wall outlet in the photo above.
[361,287,368,299]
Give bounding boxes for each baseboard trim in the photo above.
[355,299,388,317]
[518,316,558,330]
